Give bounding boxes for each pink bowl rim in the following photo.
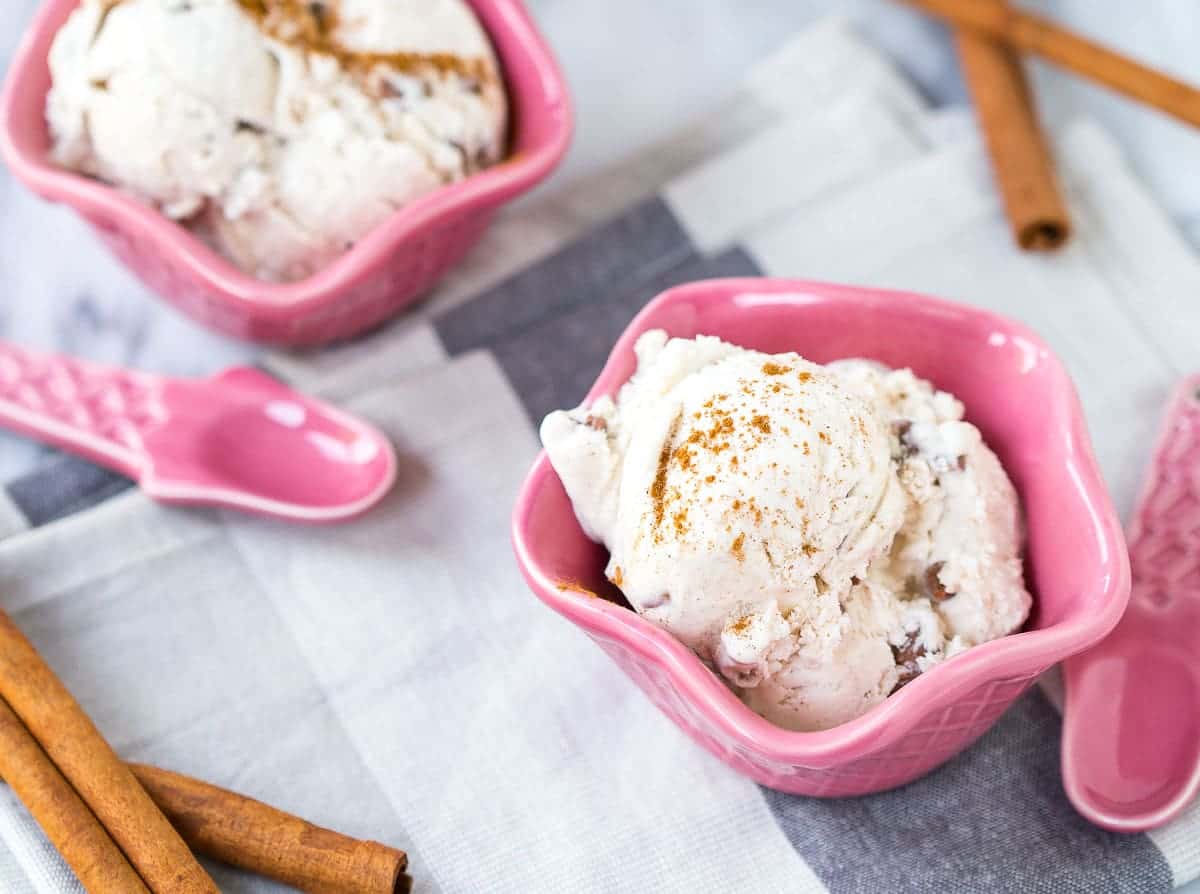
[0,0,572,314]
[512,277,1131,768]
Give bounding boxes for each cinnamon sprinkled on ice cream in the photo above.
[540,330,1031,731]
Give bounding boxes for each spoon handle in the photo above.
[1127,375,1200,610]
[0,339,160,477]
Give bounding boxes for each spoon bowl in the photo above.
[1063,621,1200,831]
[1062,375,1200,831]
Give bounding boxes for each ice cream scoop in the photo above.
[46,0,508,281]
[0,341,395,521]
[541,331,1031,731]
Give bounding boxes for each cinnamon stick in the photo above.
[0,698,150,893]
[129,764,410,894]
[0,609,218,893]
[954,24,1071,250]
[896,0,1200,128]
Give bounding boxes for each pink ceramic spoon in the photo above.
[0,341,396,522]
[1062,375,1200,832]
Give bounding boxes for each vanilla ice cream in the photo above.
[46,0,508,281]
[541,331,1031,731]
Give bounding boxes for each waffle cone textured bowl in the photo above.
[0,0,572,346]
[512,278,1130,797]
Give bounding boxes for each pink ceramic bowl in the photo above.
[0,0,571,346]
[512,278,1131,797]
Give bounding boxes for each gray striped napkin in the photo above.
[0,18,1198,893]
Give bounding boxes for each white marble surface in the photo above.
[0,0,1198,481]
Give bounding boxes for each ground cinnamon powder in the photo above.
[728,613,752,635]
[97,0,493,85]
[234,0,494,82]
[645,363,827,558]
[650,418,681,532]
[730,533,745,561]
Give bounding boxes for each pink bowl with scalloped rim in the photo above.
[0,0,571,346]
[512,278,1130,797]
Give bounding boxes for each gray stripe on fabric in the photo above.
[493,246,761,425]
[0,490,30,541]
[764,691,1173,894]
[7,456,134,527]
[434,196,695,356]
